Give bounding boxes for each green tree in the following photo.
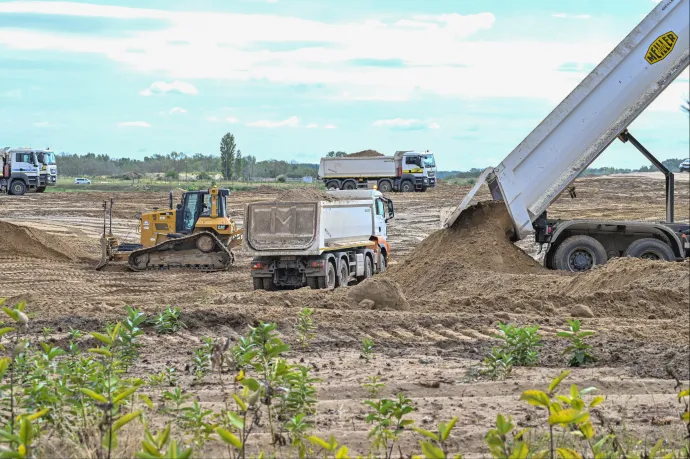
[235,150,243,180]
[220,133,236,180]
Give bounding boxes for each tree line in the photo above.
[56,132,320,180]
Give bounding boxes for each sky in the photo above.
[0,0,688,171]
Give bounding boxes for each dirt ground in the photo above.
[0,172,688,457]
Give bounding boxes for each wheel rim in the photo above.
[380,182,391,192]
[403,183,412,192]
[13,184,22,193]
[640,251,661,260]
[568,248,594,271]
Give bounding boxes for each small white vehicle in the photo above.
[74,177,91,185]
[680,159,690,172]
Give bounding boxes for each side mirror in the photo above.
[386,200,395,219]
[176,203,182,210]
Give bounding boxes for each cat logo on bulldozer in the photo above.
[645,31,678,65]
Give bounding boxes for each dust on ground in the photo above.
[0,174,688,457]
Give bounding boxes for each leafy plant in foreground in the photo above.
[492,322,541,366]
[365,393,415,459]
[151,306,186,335]
[412,417,462,459]
[482,348,514,381]
[361,338,375,362]
[557,319,597,367]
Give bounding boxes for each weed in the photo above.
[482,348,514,381]
[361,338,375,361]
[294,308,317,349]
[492,322,541,366]
[362,375,386,398]
[557,319,597,367]
[151,306,186,334]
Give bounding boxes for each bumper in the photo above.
[250,258,326,286]
[47,175,57,186]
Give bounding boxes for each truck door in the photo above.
[13,152,37,174]
[374,198,387,238]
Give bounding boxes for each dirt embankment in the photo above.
[0,221,92,262]
[347,150,384,157]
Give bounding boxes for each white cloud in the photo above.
[206,116,219,122]
[0,2,620,102]
[372,118,438,130]
[140,81,198,96]
[323,124,337,129]
[169,107,187,114]
[33,121,52,127]
[118,121,151,127]
[246,116,300,128]
[306,123,319,129]
[226,116,239,123]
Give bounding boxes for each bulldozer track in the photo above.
[127,232,235,272]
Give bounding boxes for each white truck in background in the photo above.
[318,150,437,192]
[36,148,58,188]
[1,147,47,194]
[245,190,395,290]
[445,0,690,271]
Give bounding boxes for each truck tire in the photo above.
[337,261,349,287]
[262,277,276,291]
[553,235,607,272]
[318,261,337,290]
[400,180,414,192]
[326,180,340,190]
[9,180,26,196]
[378,252,387,273]
[342,180,356,190]
[357,255,373,283]
[36,186,46,193]
[253,277,264,290]
[377,180,393,193]
[624,238,675,261]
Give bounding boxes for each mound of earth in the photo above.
[0,221,91,262]
[347,278,409,311]
[278,188,338,202]
[385,201,544,297]
[348,150,384,157]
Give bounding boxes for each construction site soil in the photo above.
[0,173,688,456]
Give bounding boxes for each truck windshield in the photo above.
[43,152,56,165]
[423,156,435,168]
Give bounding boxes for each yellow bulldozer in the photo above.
[96,186,242,271]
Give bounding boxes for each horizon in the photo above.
[1,0,688,171]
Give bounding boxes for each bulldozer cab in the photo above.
[176,188,229,234]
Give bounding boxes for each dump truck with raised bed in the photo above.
[318,150,437,192]
[245,190,395,290]
[444,0,690,272]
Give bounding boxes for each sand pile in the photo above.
[0,221,91,262]
[347,278,409,311]
[276,188,339,202]
[348,150,384,157]
[385,201,543,297]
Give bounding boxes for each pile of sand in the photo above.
[384,201,544,297]
[348,150,384,157]
[277,188,338,202]
[0,221,92,262]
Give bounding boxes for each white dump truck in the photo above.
[445,0,690,271]
[245,190,395,290]
[1,147,46,194]
[318,150,437,192]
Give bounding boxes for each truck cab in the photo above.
[36,149,57,189]
[1,147,44,195]
[395,150,437,191]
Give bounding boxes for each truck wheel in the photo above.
[253,277,264,290]
[337,261,349,287]
[307,277,319,289]
[553,235,607,272]
[262,277,276,291]
[9,181,26,196]
[624,238,675,261]
[36,186,46,193]
[343,181,356,190]
[401,180,414,192]
[377,180,392,193]
[326,180,340,190]
[378,252,387,273]
[318,262,337,290]
[357,256,373,283]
